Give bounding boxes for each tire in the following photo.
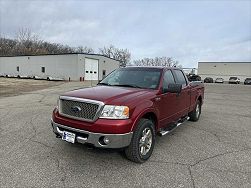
[125,118,155,163]
[189,100,201,122]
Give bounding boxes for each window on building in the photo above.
[17,66,19,72]
[173,70,187,87]
[41,67,45,73]
[102,70,106,79]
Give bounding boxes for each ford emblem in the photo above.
[71,106,82,113]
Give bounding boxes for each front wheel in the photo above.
[125,119,155,163]
[189,100,201,121]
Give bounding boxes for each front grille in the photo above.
[59,98,101,121]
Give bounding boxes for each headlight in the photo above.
[100,105,129,119]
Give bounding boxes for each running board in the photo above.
[159,116,190,136]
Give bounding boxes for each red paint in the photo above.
[52,67,204,134]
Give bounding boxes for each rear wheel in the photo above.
[125,119,155,163]
[189,100,201,122]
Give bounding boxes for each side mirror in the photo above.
[163,83,182,93]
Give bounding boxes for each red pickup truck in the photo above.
[51,67,204,163]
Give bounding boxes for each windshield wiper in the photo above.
[97,82,111,86]
[112,84,142,88]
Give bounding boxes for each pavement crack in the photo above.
[150,160,197,188]
[29,113,40,138]
[38,94,47,103]
[207,167,251,175]
[55,158,66,188]
[188,166,195,188]
[189,125,221,142]
[30,139,54,149]
[149,160,189,166]
[191,148,251,167]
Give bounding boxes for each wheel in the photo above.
[189,100,201,122]
[125,118,155,163]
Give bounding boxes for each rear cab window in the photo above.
[173,69,187,87]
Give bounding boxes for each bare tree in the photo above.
[134,57,181,68]
[99,45,131,67]
[14,28,44,55]
[0,37,17,56]
[75,46,94,54]
[0,29,131,62]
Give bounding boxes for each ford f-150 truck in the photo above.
[51,67,204,163]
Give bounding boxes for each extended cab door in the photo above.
[157,70,179,128]
[172,69,190,117]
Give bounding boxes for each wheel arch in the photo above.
[131,109,159,133]
[197,95,202,104]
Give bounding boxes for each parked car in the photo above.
[204,77,214,83]
[51,67,204,163]
[215,78,224,83]
[187,74,201,82]
[244,78,251,85]
[229,77,240,84]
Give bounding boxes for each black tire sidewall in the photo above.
[136,120,155,161]
[126,119,155,163]
[189,100,201,121]
[196,101,201,120]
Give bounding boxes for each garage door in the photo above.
[85,58,99,80]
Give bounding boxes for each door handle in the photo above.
[155,97,161,101]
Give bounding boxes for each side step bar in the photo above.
[159,116,190,136]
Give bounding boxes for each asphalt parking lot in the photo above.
[0,82,250,187]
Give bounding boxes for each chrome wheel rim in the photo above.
[196,103,200,118]
[139,128,152,156]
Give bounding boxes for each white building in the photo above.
[0,53,120,81]
[198,62,251,82]
[182,68,198,75]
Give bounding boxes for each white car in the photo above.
[215,78,224,83]
[229,77,240,84]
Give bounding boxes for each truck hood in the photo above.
[62,86,155,105]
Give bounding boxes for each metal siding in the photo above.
[0,54,120,81]
[0,54,78,80]
[198,62,251,82]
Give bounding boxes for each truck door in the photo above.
[172,69,190,117]
[158,70,179,128]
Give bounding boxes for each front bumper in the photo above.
[51,120,133,148]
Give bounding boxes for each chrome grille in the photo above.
[59,97,103,121]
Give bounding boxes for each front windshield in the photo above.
[99,68,162,89]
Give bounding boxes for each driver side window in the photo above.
[163,70,175,92]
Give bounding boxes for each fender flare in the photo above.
[130,108,159,132]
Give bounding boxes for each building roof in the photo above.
[0,53,120,62]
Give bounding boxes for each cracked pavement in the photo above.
[0,83,251,187]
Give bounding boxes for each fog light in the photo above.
[103,137,110,144]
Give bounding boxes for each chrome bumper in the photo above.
[51,120,133,148]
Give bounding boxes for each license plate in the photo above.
[62,131,76,143]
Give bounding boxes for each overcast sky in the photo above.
[0,0,251,68]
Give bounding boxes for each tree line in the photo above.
[0,29,180,67]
